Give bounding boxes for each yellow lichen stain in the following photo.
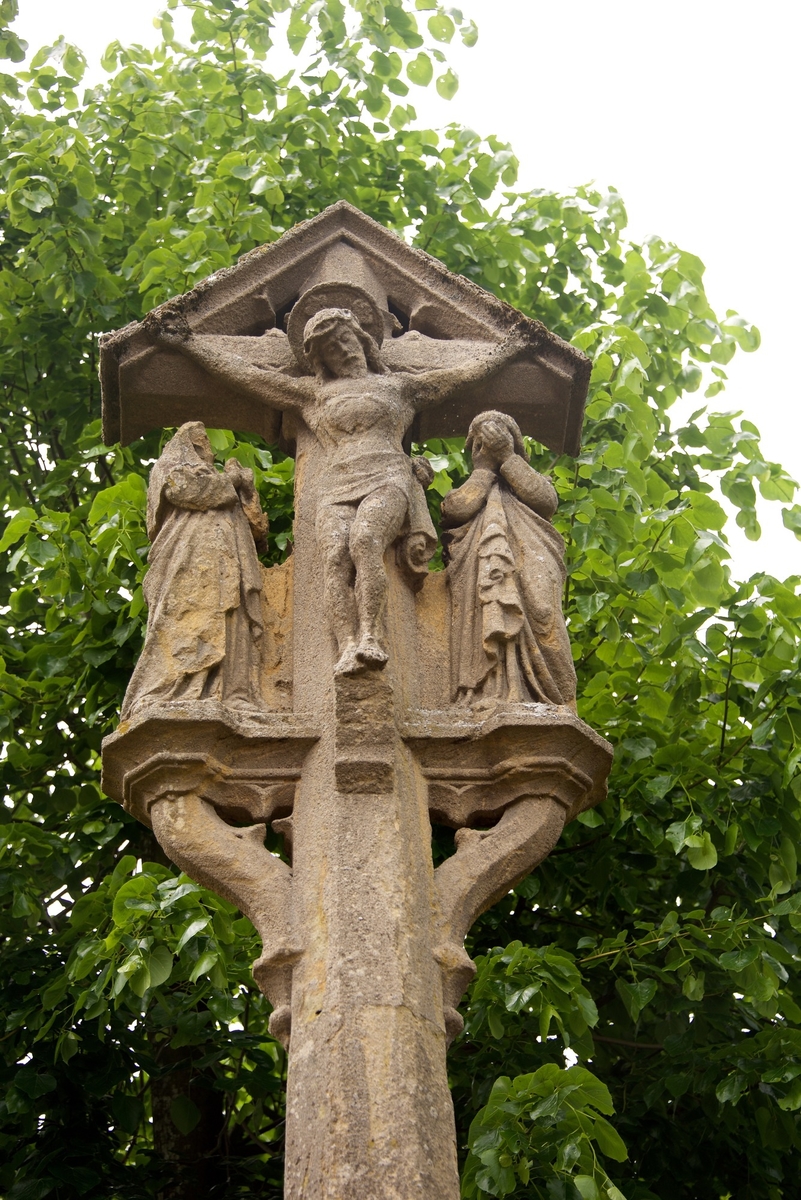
[260,556,294,709]
[414,571,450,708]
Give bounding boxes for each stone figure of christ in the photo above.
[151,306,529,676]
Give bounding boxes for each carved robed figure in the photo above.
[122,421,269,716]
[442,410,577,709]
[100,202,612,1200]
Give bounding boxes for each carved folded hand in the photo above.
[411,455,435,489]
[224,457,254,493]
[470,419,515,473]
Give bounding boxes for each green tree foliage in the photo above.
[0,2,800,1197]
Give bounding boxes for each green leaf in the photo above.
[427,13,454,41]
[772,892,801,916]
[148,944,174,988]
[100,39,121,71]
[189,950,218,982]
[460,19,478,47]
[720,945,760,971]
[435,68,458,99]
[0,508,36,552]
[111,876,157,926]
[685,831,718,871]
[170,1094,201,1135]
[716,1073,746,1105]
[488,1008,505,1039]
[723,822,739,856]
[407,52,433,86]
[191,9,219,40]
[615,978,657,1022]
[175,916,211,953]
[781,505,801,539]
[777,1078,801,1111]
[112,1091,143,1135]
[15,1067,57,1099]
[287,14,311,54]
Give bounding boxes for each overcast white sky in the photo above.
[12,0,801,582]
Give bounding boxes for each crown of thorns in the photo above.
[302,307,366,351]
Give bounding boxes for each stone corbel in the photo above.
[433,796,567,1042]
[149,793,298,1045]
[101,706,320,1047]
[406,708,613,1042]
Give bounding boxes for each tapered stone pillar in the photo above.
[284,675,459,1199]
[274,423,456,1197]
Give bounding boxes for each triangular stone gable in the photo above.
[100,200,590,455]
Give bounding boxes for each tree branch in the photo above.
[593,1034,663,1051]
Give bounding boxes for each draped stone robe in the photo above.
[441,455,577,708]
[121,427,265,717]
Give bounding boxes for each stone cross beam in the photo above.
[100,200,590,456]
[100,203,611,1200]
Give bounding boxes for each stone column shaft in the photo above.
[283,675,460,1200]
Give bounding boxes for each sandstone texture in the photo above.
[101,203,611,1200]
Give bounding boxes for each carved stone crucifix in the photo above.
[100,202,611,1199]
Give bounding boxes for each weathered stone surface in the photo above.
[100,200,591,456]
[442,410,577,708]
[99,203,612,1200]
[121,422,269,717]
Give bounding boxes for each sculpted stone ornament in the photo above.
[122,421,269,716]
[146,302,529,676]
[442,411,577,709]
[99,202,612,1200]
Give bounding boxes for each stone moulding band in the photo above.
[106,707,612,834]
[122,750,305,828]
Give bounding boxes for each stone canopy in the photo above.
[100,199,591,455]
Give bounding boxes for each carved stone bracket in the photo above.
[404,705,610,827]
[101,701,319,1045]
[103,700,318,825]
[404,705,612,1040]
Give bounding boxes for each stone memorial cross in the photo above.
[100,201,612,1199]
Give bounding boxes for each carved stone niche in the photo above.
[99,199,591,456]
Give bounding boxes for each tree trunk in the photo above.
[150,1042,226,1200]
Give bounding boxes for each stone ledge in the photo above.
[402,703,612,828]
[101,700,320,828]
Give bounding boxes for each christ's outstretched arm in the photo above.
[148,311,315,415]
[405,328,530,411]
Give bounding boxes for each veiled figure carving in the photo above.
[441,411,577,708]
[121,422,269,717]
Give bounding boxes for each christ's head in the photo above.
[303,307,385,380]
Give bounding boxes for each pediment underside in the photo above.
[101,201,590,455]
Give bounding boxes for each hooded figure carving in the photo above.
[121,422,268,717]
[441,411,576,709]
